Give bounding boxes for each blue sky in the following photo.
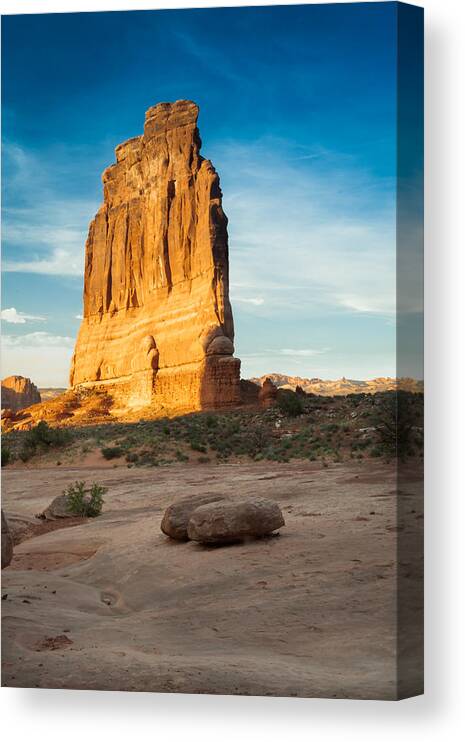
[1,3,415,386]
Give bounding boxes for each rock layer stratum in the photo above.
[70,100,241,413]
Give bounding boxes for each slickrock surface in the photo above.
[70,100,240,413]
[1,376,41,412]
[1,460,423,698]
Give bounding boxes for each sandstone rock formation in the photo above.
[258,378,278,408]
[187,498,285,544]
[161,493,226,540]
[70,100,241,413]
[1,376,41,412]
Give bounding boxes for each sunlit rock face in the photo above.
[70,100,241,412]
[1,376,41,412]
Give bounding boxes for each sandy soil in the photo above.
[1,459,423,699]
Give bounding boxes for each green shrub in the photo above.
[24,421,71,449]
[125,451,139,463]
[277,390,304,417]
[65,480,106,517]
[1,446,11,467]
[190,438,207,453]
[101,446,123,460]
[19,442,36,462]
[372,391,416,459]
[321,423,339,433]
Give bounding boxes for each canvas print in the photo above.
[1,2,423,700]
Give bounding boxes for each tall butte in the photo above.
[71,100,241,412]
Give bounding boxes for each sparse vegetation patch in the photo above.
[65,480,106,517]
[2,391,423,468]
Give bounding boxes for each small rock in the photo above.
[160,494,226,540]
[187,498,285,545]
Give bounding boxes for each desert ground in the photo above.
[1,456,423,699]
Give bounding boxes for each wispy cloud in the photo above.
[1,307,46,324]
[1,142,98,276]
[173,30,246,86]
[1,332,74,387]
[233,296,265,307]
[279,347,330,357]
[211,137,397,320]
[2,332,75,348]
[3,248,84,276]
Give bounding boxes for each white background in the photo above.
[0,0,464,739]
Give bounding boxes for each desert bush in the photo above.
[371,391,417,459]
[321,422,339,433]
[24,421,71,449]
[101,446,123,460]
[190,438,207,453]
[19,442,36,462]
[1,446,11,467]
[277,390,304,417]
[125,451,139,463]
[65,480,106,517]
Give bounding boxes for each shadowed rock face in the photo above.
[1,510,13,569]
[70,100,241,412]
[1,376,41,412]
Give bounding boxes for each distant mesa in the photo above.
[70,99,241,413]
[250,374,424,396]
[1,375,41,413]
[38,388,67,403]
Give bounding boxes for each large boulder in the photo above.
[161,494,226,540]
[3,512,42,544]
[187,498,285,544]
[1,510,13,568]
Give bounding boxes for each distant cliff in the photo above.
[1,376,41,412]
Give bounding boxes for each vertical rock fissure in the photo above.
[71,100,241,411]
